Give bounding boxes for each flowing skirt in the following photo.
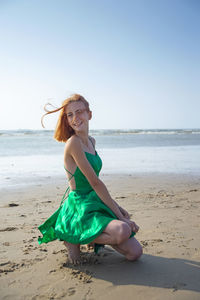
[38,190,135,245]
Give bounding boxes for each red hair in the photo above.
[41,94,90,142]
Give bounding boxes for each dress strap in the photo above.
[89,136,95,151]
[60,186,70,207]
[64,166,75,182]
[60,166,75,207]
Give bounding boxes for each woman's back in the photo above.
[64,151,102,194]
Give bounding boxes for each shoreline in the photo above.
[1,171,200,194]
[1,143,200,190]
[0,173,200,299]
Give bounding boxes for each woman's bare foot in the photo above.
[64,241,81,265]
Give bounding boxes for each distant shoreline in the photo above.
[1,128,200,136]
[1,130,200,190]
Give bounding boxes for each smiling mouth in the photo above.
[73,122,82,127]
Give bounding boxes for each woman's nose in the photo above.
[73,112,79,122]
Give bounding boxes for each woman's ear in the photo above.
[88,110,92,120]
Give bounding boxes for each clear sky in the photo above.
[0,0,199,130]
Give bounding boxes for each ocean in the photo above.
[0,129,200,189]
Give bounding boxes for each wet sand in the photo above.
[0,173,200,300]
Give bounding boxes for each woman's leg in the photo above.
[64,220,142,264]
[63,220,127,264]
[92,220,132,245]
[93,220,142,261]
[112,237,143,261]
[63,242,80,264]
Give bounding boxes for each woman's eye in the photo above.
[67,113,72,117]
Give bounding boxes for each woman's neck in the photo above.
[75,131,89,147]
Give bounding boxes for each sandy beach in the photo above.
[0,173,200,300]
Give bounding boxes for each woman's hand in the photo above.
[121,217,139,233]
[119,206,130,219]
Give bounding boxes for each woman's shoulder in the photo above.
[89,135,96,147]
[64,135,81,154]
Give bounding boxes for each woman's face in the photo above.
[65,101,91,133]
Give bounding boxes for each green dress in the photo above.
[38,150,135,245]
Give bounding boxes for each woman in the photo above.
[38,94,143,264]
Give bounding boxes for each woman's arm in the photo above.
[65,136,125,220]
[117,204,131,219]
[89,137,131,221]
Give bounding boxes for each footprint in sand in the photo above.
[188,189,198,193]
[141,240,148,247]
[67,287,76,296]
[0,261,20,274]
[141,239,163,247]
[3,242,10,246]
[0,227,18,232]
[8,203,19,207]
[41,200,52,203]
[39,248,48,252]
[0,261,11,267]
[28,238,34,242]
[49,269,57,273]
[67,269,93,283]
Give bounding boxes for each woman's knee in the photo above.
[116,222,131,244]
[126,244,143,261]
